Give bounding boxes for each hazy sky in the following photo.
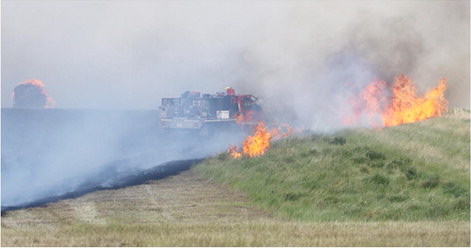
[2,0,469,111]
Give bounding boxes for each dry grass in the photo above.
[2,220,469,247]
[2,169,469,247]
[350,110,470,173]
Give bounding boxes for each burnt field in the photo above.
[1,108,243,212]
[1,158,205,214]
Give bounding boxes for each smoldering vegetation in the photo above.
[1,108,245,209]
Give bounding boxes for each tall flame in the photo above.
[346,74,448,127]
[383,75,448,127]
[229,122,292,158]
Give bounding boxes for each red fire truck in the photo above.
[159,87,263,131]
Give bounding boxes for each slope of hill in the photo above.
[198,109,470,222]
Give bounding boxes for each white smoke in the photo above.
[2,1,468,113]
[2,109,245,206]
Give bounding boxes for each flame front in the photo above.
[383,75,448,127]
[229,122,292,158]
[229,145,243,158]
[346,74,448,128]
[344,80,388,128]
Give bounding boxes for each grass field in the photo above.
[2,170,469,246]
[1,109,470,246]
[198,109,470,222]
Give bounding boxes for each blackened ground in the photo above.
[1,158,204,215]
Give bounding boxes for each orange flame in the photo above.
[229,122,292,158]
[344,80,388,128]
[229,145,243,158]
[346,74,448,128]
[383,75,448,127]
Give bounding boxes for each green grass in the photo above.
[197,110,470,222]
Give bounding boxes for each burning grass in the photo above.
[198,109,470,222]
[228,122,292,158]
[345,74,448,128]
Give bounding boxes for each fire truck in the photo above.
[159,87,263,131]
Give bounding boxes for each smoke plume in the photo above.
[12,79,55,108]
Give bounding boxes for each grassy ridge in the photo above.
[197,109,470,222]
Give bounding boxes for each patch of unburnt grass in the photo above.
[198,112,470,222]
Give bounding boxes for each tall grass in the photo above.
[198,111,470,221]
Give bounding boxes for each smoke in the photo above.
[1,1,469,206]
[2,109,245,206]
[12,79,55,108]
[222,1,469,130]
[2,1,468,112]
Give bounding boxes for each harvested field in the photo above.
[2,168,469,246]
